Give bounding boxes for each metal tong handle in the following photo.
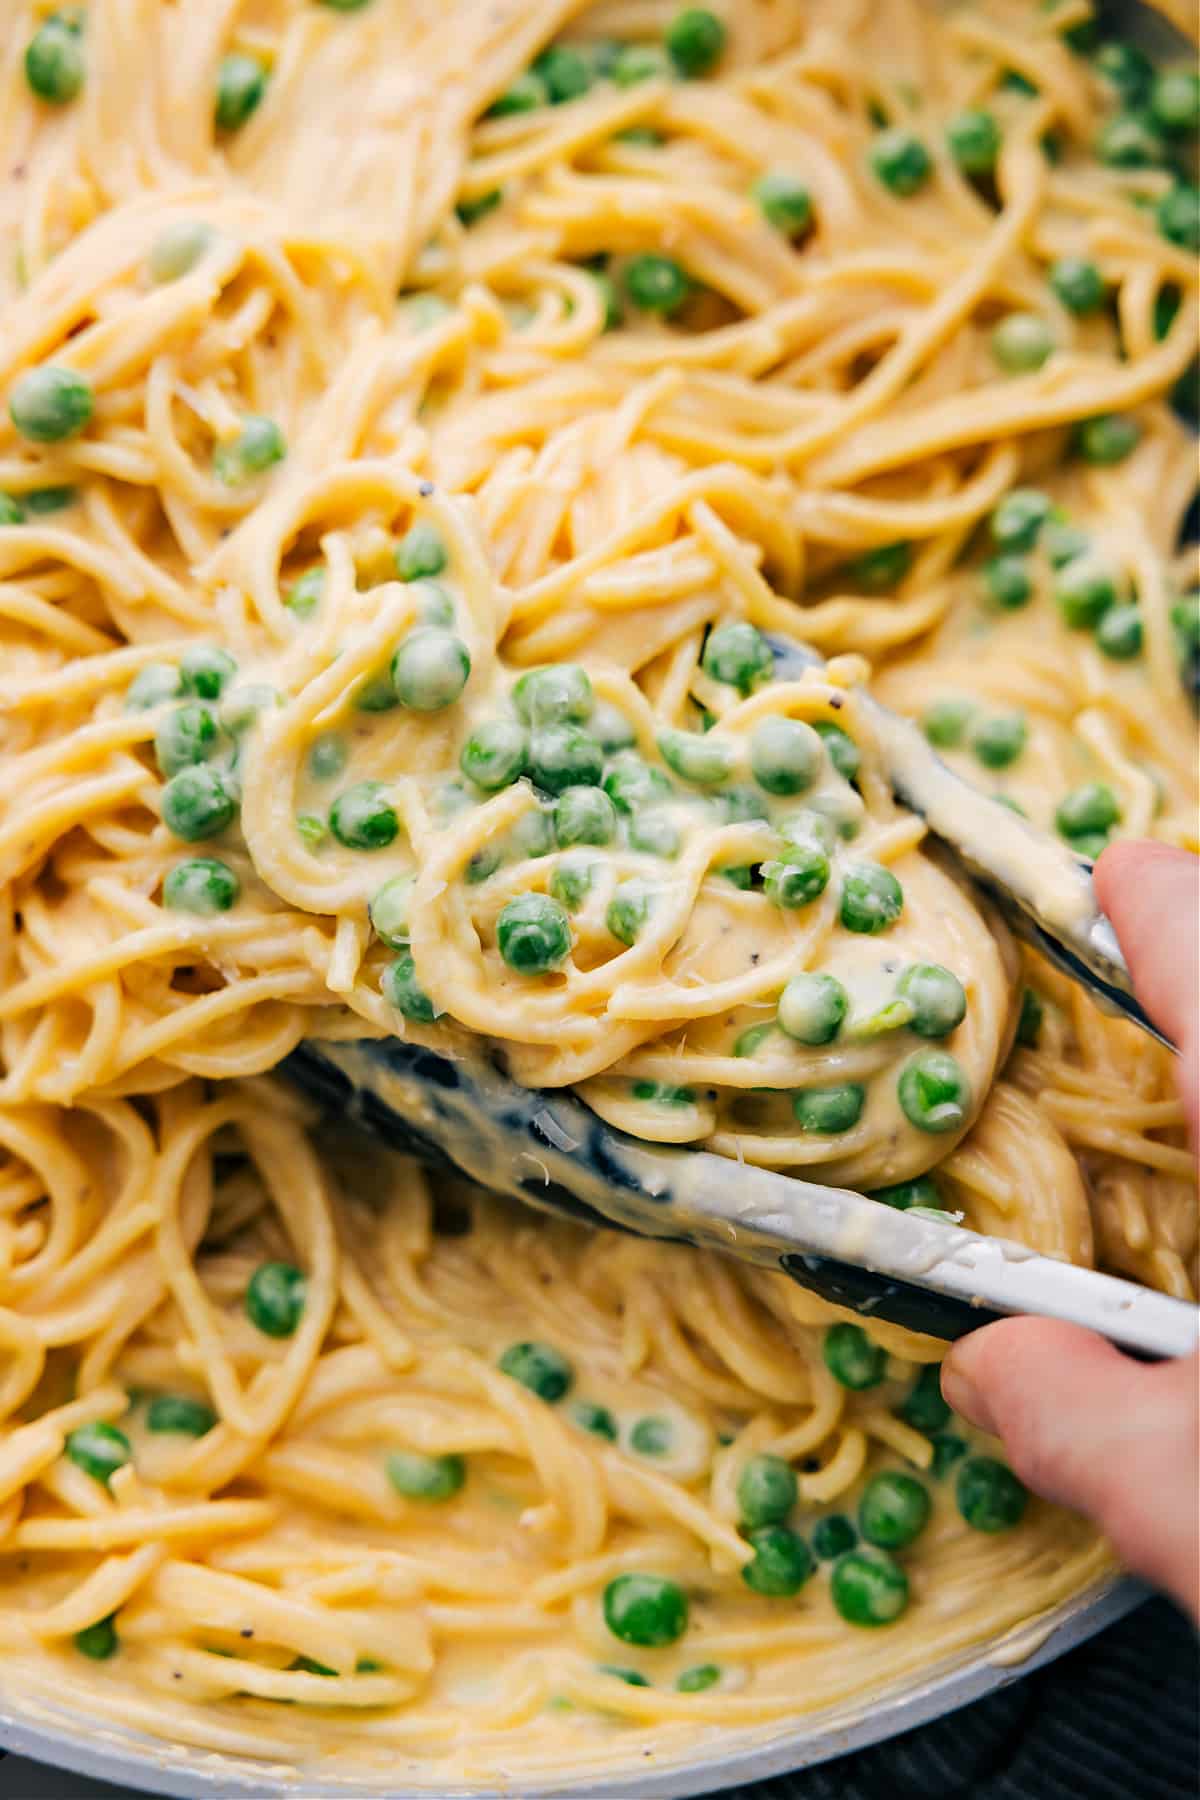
[286,1039,1199,1361]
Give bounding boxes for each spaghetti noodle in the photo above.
[0,0,1194,1784]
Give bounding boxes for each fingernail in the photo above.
[940,1357,995,1435]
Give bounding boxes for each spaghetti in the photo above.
[0,0,1195,1784]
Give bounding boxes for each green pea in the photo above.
[984,554,1032,610]
[1044,519,1090,568]
[658,727,734,787]
[990,488,1050,552]
[611,43,669,86]
[395,520,447,582]
[8,365,93,443]
[25,15,84,105]
[793,1083,865,1135]
[603,1572,687,1647]
[295,812,326,850]
[318,0,375,10]
[715,782,769,824]
[549,854,595,912]
[329,782,397,850]
[155,703,220,778]
[946,108,1001,177]
[162,856,239,915]
[74,1615,118,1660]
[700,621,772,693]
[957,1455,1028,1531]
[532,44,592,104]
[460,718,528,791]
[676,1663,721,1692]
[737,1454,797,1529]
[510,805,555,860]
[1158,184,1200,253]
[1056,555,1119,630]
[631,1081,695,1109]
[391,629,470,711]
[146,1395,217,1437]
[898,1050,971,1134]
[513,664,593,725]
[970,711,1026,769]
[831,1548,909,1626]
[922,696,973,749]
[898,1363,951,1436]
[1075,413,1140,465]
[572,1400,617,1440]
[179,643,237,701]
[599,1664,650,1686]
[302,733,344,784]
[408,579,455,627]
[496,893,572,974]
[456,189,503,227]
[748,717,819,795]
[125,666,181,712]
[591,267,623,331]
[487,71,548,115]
[629,1415,672,1457]
[353,668,398,713]
[149,220,214,283]
[776,972,847,1045]
[1094,40,1153,105]
[852,541,911,592]
[603,752,672,815]
[499,1341,573,1402]
[733,1021,773,1057]
[740,1524,814,1597]
[665,7,726,77]
[869,1174,940,1210]
[623,253,692,315]
[859,1470,931,1549]
[161,766,236,842]
[721,864,754,888]
[811,1514,857,1561]
[21,483,76,515]
[244,1262,306,1338]
[0,493,24,526]
[820,1324,888,1389]
[761,845,830,911]
[813,721,860,783]
[896,963,967,1038]
[554,785,616,847]
[755,173,813,237]
[991,313,1055,373]
[382,952,440,1023]
[529,724,603,794]
[65,1422,131,1487]
[870,129,931,196]
[930,1432,969,1478]
[215,53,267,131]
[1151,69,1200,135]
[1170,593,1200,659]
[466,846,502,884]
[367,875,413,950]
[839,862,903,934]
[220,684,277,737]
[1015,985,1044,1048]
[1096,110,1167,168]
[1055,782,1120,840]
[213,415,285,483]
[1048,256,1105,315]
[386,1450,466,1501]
[607,879,653,946]
[285,567,324,617]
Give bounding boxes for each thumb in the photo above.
[942,1319,1200,1619]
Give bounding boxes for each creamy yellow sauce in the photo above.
[0,0,1196,1788]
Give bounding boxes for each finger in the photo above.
[943,1319,1200,1618]
[1094,840,1199,1052]
[1094,841,1199,1142]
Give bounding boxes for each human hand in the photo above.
[940,841,1200,1621]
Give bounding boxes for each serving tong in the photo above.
[285,634,1198,1362]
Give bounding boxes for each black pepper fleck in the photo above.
[418,480,434,497]
[830,695,843,709]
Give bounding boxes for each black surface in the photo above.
[726,1597,1199,1800]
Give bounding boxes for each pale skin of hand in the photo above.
[940,841,1200,1622]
